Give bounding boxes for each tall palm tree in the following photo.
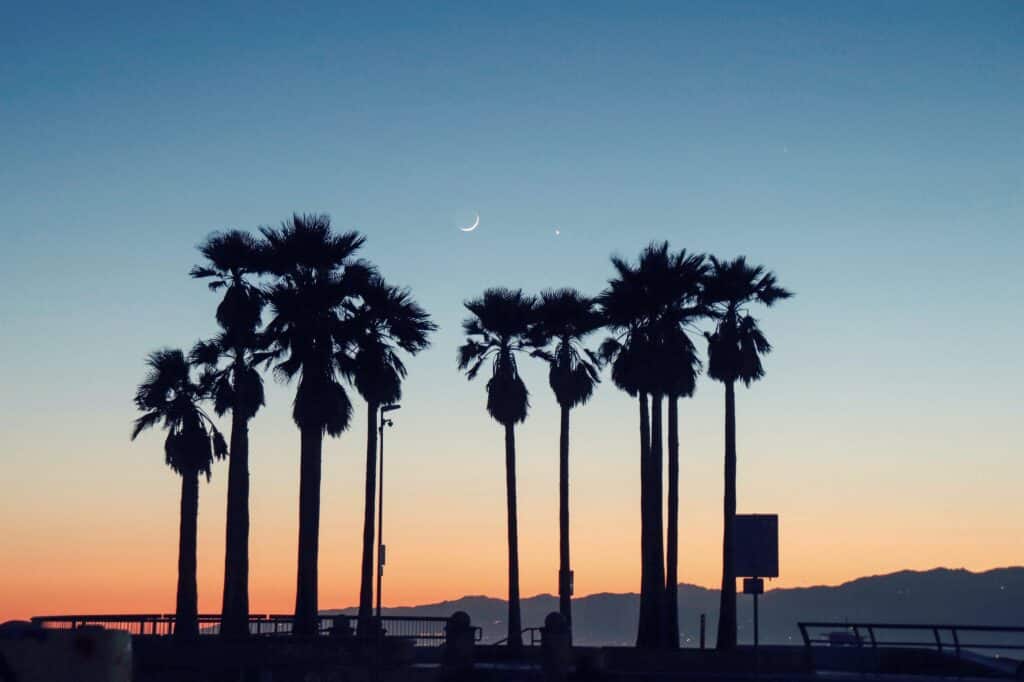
[702,256,792,650]
[131,349,226,640]
[341,275,435,636]
[651,250,708,649]
[260,214,373,636]
[189,229,267,638]
[530,289,602,636]
[600,243,706,649]
[457,288,537,653]
[598,246,667,649]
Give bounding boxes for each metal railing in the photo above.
[29,613,477,646]
[798,622,1024,659]
[29,614,335,637]
[492,627,543,647]
[379,616,481,648]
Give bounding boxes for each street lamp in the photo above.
[375,403,400,619]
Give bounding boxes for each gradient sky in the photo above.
[2,2,1022,623]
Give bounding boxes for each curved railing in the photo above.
[798,622,1024,659]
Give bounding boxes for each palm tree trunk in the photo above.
[650,393,667,648]
[504,422,523,653]
[220,374,250,638]
[175,469,200,640]
[665,395,680,649]
[716,380,738,649]
[294,426,323,636]
[558,403,572,638]
[636,392,663,648]
[357,402,379,636]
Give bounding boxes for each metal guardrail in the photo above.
[378,616,482,647]
[492,626,543,647]
[29,614,335,637]
[29,613,479,647]
[32,614,179,636]
[798,622,1024,658]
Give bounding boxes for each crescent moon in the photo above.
[460,214,480,232]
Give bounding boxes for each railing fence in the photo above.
[29,613,476,648]
[798,622,1024,660]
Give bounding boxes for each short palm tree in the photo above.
[341,275,435,636]
[530,289,602,636]
[702,256,791,650]
[457,288,537,653]
[260,214,373,636]
[189,229,267,638]
[131,349,226,640]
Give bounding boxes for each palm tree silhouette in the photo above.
[702,256,791,650]
[457,288,537,653]
[341,275,435,637]
[599,246,666,649]
[650,250,708,649]
[189,229,267,638]
[530,289,602,637]
[131,349,226,639]
[260,214,373,636]
[600,243,707,648]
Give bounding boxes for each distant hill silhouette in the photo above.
[326,567,1024,646]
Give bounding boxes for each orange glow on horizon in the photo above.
[3,371,1019,623]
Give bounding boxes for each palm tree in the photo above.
[530,289,602,637]
[598,246,666,649]
[651,250,708,649]
[260,214,373,636]
[340,275,435,636]
[600,243,707,649]
[702,256,792,650]
[457,288,537,653]
[189,229,267,638]
[131,349,226,640]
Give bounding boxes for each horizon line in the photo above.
[322,565,1022,612]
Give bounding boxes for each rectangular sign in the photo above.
[734,514,779,578]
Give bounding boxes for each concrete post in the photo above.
[541,612,571,682]
[330,615,354,638]
[443,611,475,674]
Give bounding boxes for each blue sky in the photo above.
[1,2,1022,617]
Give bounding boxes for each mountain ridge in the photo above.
[325,567,1024,646]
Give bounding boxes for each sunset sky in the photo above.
[2,2,1022,623]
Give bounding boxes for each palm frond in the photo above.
[702,256,790,385]
[459,288,537,425]
[131,348,222,478]
[189,339,223,367]
[131,411,162,440]
[190,266,219,280]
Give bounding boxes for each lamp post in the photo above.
[375,403,400,619]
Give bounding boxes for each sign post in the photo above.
[743,577,765,645]
[735,513,779,671]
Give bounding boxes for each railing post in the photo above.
[700,613,706,649]
[933,627,943,653]
[541,612,572,682]
[951,627,961,659]
[443,611,475,674]
[330,615,354,638]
